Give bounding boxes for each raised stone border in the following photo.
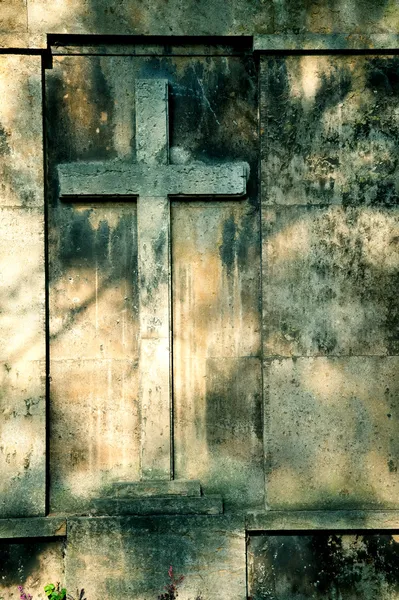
[246,511,399,531]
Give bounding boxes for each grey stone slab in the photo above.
[262,206,399,357]
[58,161,249,198]
[260,55,399,206]
[255,33,399,51]
[65,515,246,600]
[92,495,223,516]
[0,517,66,539]
[136,79,168,165]
[246,510,399,531]
[265,356,399,510]
[111,479,201,498]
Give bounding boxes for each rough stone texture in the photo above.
[255,33,399,51]
[247,533,399,600]
[22,0,399,38]
[46,53,259,511]
[0,55,45,518]
[0,0,27,33]
[0,539,64,599]
[261,55,399,208]
[262,206,399,357]
[66,515,246,600]
[265,357,399,510]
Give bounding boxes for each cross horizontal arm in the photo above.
[58,161,249,199]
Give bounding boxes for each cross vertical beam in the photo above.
[136,80,172,480]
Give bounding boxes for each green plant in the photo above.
[44,584,66,600]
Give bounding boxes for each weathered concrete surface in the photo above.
[0,539,64,599]
[248,533,399,600]
[261,55,399,207]
[265,357,399,510]
[263,206,399,357]
[0,55,45,518]
[47,53,259,511]
[66,515,246,600]
[23,0,399,38]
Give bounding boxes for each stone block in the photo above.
[246,510,399,531]
[247,532,399,600]
[66,515,246,600]
[0,208,45,363]
[92,495,223,516]
[261,55,399,206]
[262,206,399,357]
[50,358,140,513]
[174,356,264,511]
[0,55,43,208]
[0,360,45,517]
[111,479,201,498]
[265,356,399,510]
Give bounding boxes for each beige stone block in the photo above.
[0,208,45,363]
[265,356,399,509]
[174,356,264,510]
[50,203,139,361]
[172,200,261,359]
[263,206,399,356]
[0,55,43,208]
[0,359,45,517]
[0,0,27,33]
[50,358,140,513]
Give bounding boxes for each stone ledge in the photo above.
[0,517,67,539]
[111,479,202,498]
[246,510,399,531]
[254,34,399,52]
[92,495,223,516]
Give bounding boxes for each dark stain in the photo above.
[0,124,10,156]
[219,215,237,272]
[0,541,48,586]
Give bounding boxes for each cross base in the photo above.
[92,480,223,516]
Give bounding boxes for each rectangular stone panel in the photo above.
[50,359,140,513]
[265,356,399,510]
[172,201,263,510]
[247,532,399,600]
[0,203,45,516]
[0,539,64,599]
[263,206,399,357]
[261,55,399,206]
[0,360,45,517]
[0,55,43,207]
[66,515,246,600]
[50,202,139,361]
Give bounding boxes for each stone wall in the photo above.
[0,2,399,599]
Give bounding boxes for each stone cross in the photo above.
[58,79,248,481]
